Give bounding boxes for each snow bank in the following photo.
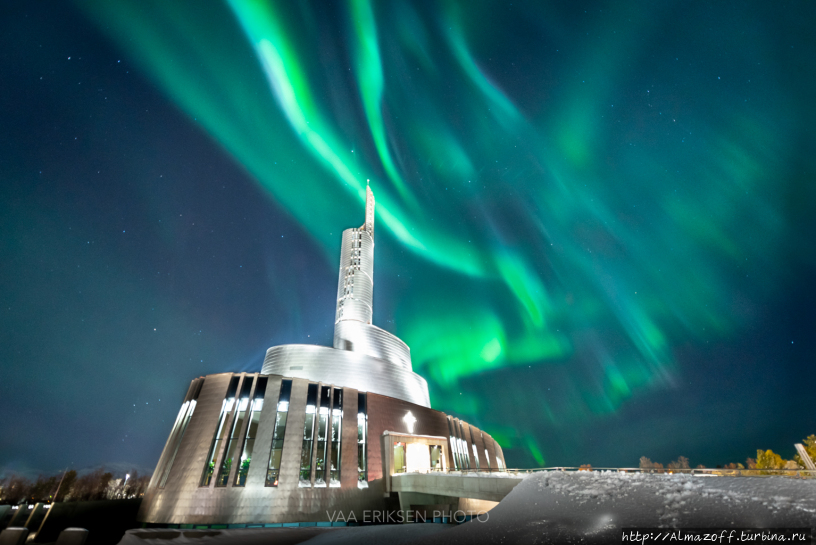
[117,472,816,545]
[419,471,816,544]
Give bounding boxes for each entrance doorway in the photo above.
[393,442,406,473]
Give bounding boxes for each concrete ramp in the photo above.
[391,472,524,504]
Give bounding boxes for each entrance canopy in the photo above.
[381,431,448,493]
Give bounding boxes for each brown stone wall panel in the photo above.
[468,424,487,469]
[366,393,451,480]
[482,430,498,470]
[494,439,507,467]
[340,387,358,489]
[489,438,503,467]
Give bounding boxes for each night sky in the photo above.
[2,1,815,476]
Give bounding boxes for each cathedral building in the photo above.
[139,186,506,527]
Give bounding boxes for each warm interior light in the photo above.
[405,443,430,473]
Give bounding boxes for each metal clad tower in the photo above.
[263,183,422,404]
[334,185,375,326]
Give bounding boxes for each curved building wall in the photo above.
[261,344,429,408]
[139,372,506,526]
[333,321,412,371]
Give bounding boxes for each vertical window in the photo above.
[315,386,331,486]
[158,379,202,488]
[446,418,459,470]
[216,377,253,486]
[481,432,491,470]
[299,383,319,485]
[330,388,342,486]
[449,417,469,470]
[265,380,292,487]
[234,377,267,486]
[201,377,239,486]
[469,428,480,470]
[158,401,190,482]
[357,393,367,484]
[429,445,442,471]
[393,442,406,473]
[458,422,471,470]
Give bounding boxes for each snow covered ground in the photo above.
[421,471,816,544]
[118,471,816,545]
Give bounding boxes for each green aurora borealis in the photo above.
[2,1,815,472]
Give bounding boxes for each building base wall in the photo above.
[139,478,392,525]
[139,372,506,526]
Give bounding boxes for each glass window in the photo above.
[481,432,491,470]
[299,383,319,485]
[458,422,471,470]
[234,377,267,486]
[469,428,480,470]
[158,379,202,488]
[430,445,442,471]
[265,380,292,487]
[315,386,331,486]
[159,401,190,482]
[216,377,254,486]
[201,376,239,486]
[393,442,406,473]
[446,417,459,470]
[357,393,367,483]
[330,388,343,486]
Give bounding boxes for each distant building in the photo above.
[139,186,506,526]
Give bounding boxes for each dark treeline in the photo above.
[0,468,151,504]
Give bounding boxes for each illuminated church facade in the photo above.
[138,186,506,526]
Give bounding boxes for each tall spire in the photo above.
[334,183,376,327]
[363,182,375,238]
